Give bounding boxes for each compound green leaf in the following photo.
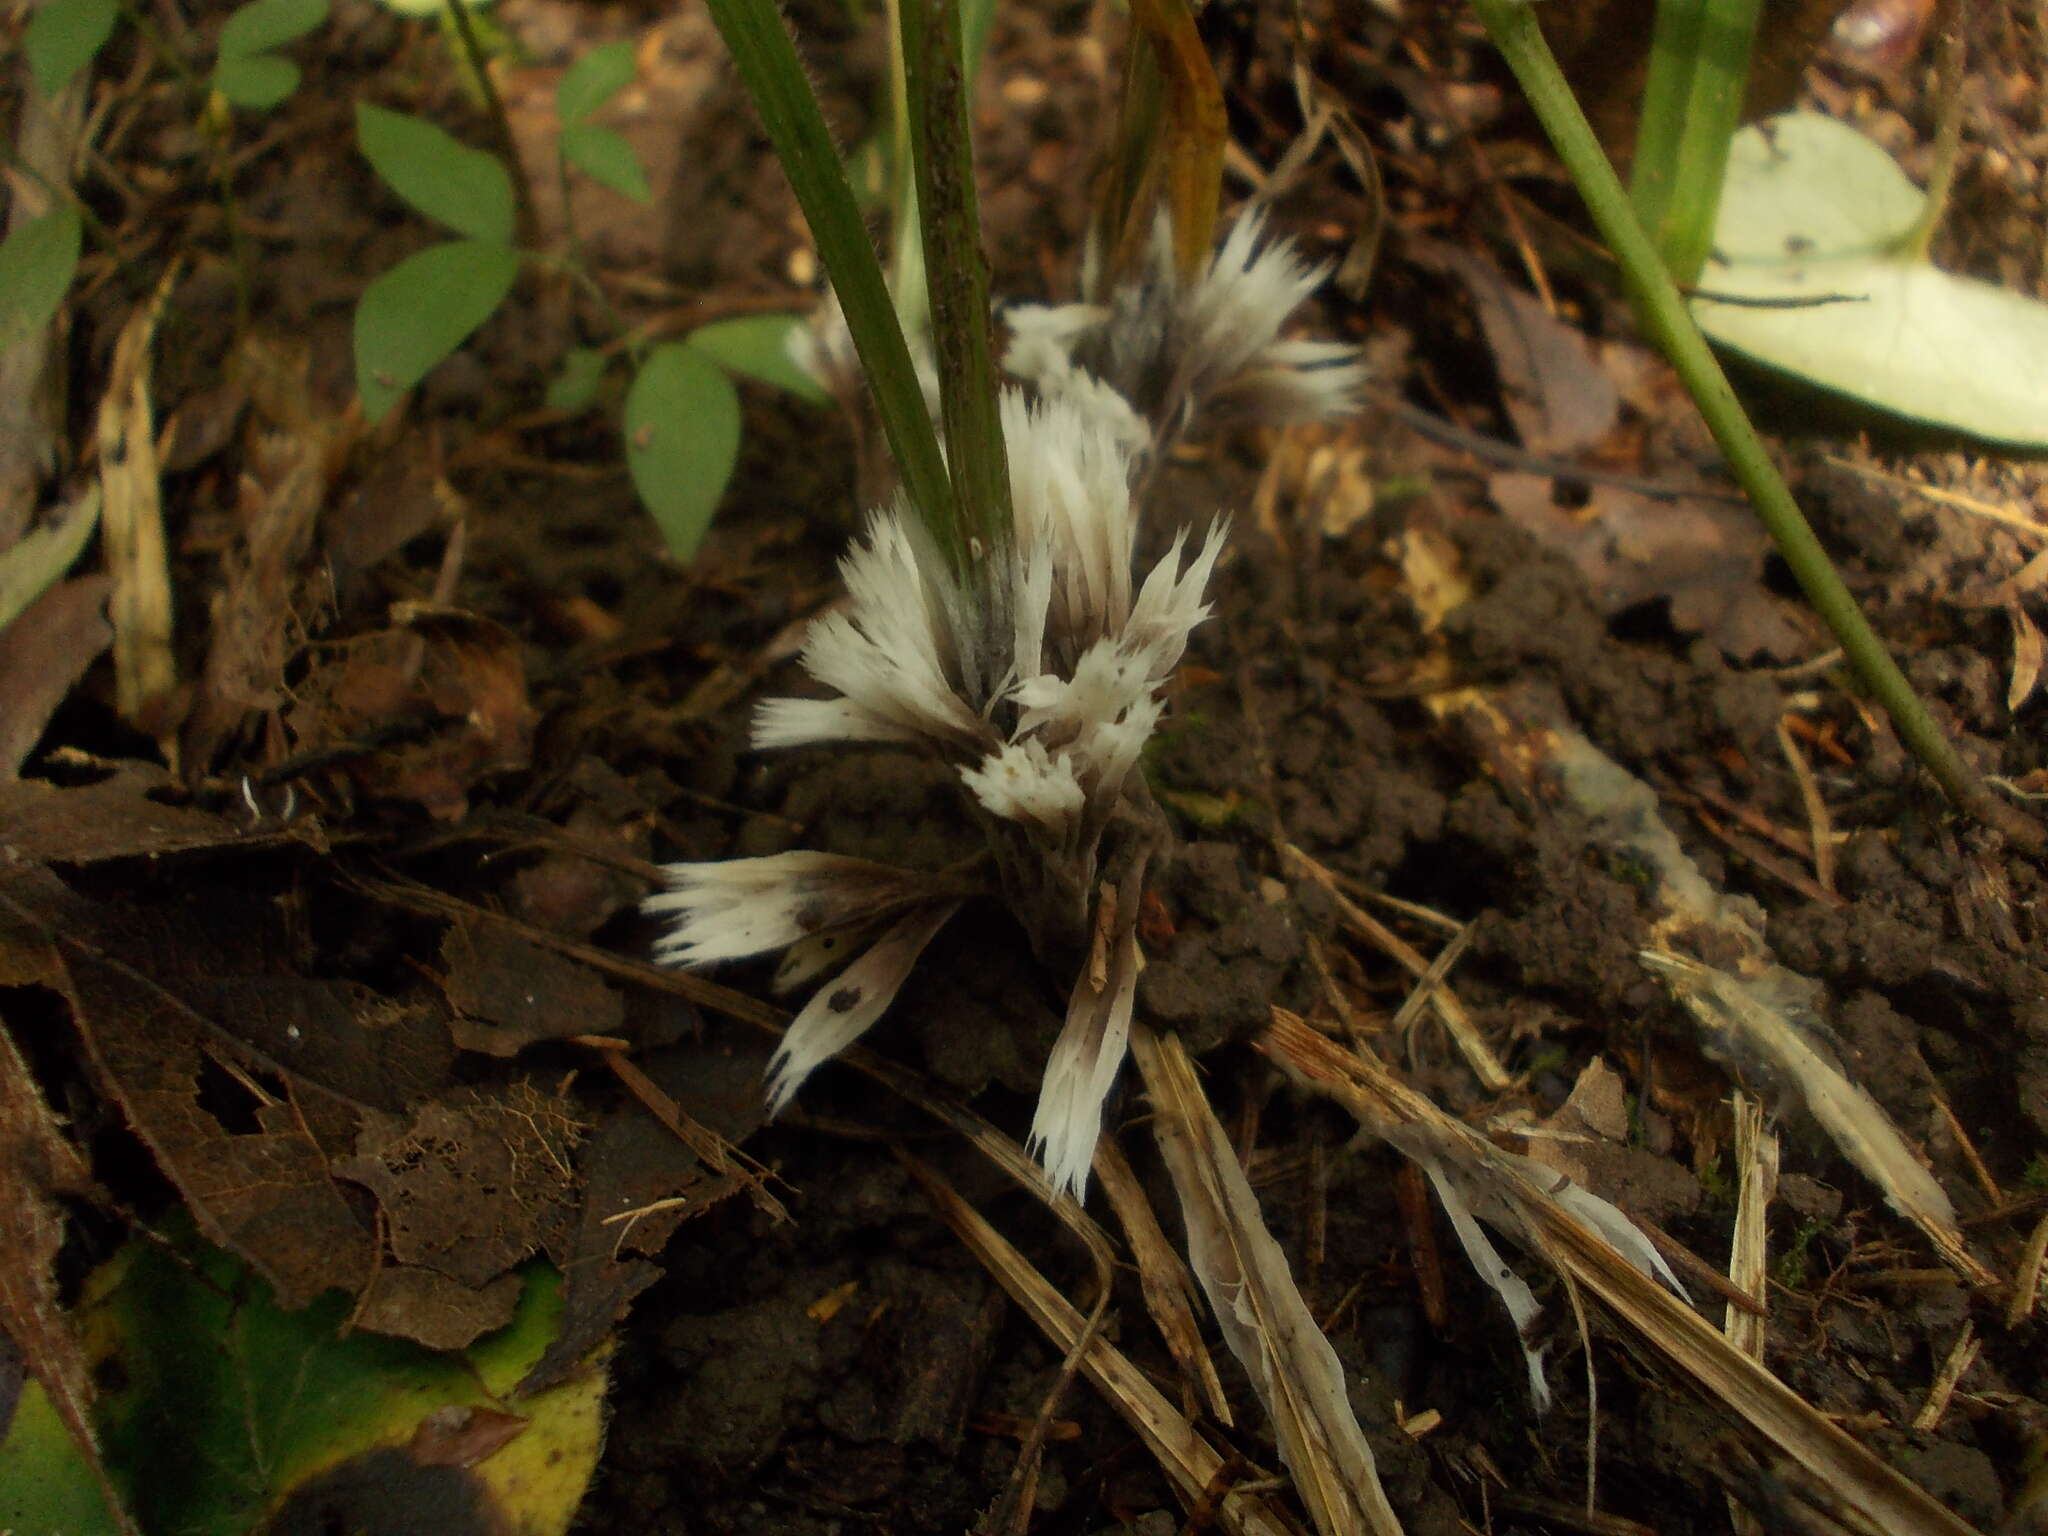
[217,0,326,59]
[0,202,83,356]
[354,238,518,422]
[685,314,827,403]
[625,342,741,561]
[212,53,300,108]
[555,39,637,125]
[356,101,515,244]
[25,0,118,99]
[560,123,650,204]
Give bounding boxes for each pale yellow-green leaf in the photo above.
[1708,111,1921,262]
[1692,112,2048,447]
[0,487,100,635]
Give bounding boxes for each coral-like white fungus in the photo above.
[1005,208,1368,442]
[656,209,1354,1198]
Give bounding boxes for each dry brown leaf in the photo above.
[1415,243,1619,456]
[334,1084,584,1292]
[285,609,534,819]
[0,576,110,776]
[350,1265,525,1352]
[0,766,243,863]
[0,988,136,1534]
[1134,1023,1405,1536]
[2,869,380,1309]
[442,921,624,1056]
[1488,471,1808,661]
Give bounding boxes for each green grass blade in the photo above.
[1629,0,1762,286]
[703,0,958,562]
[1469,0,2042,850]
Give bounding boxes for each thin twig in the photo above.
[444,0,539,249]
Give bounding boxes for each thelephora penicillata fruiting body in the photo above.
[650,209,1362,1197]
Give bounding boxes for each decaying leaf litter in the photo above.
[4,1,2048,1533]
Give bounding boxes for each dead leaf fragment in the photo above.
[0,766,239,863]
[442,922,623,1057]
[63,939,377,1308]
[335,1085,583,1290]
[96,273,179,730]
[0,576,111,777]
[354,1266,525,1352]
[1418,243,1618,456]
[2007,598,2042,712]
[286,611,534,819]
[0,1007,133,1533]
[1490,471,1807,660]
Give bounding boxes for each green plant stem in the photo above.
[443,0,538,249]
[112,0,207,98]
[703,0,958,565]
[0,144,146,293]
[1469,0,2044,851]
[900,0,1010,557]
[1897,20,1964,261]
[211,153,254,330]
[550,152,639,363]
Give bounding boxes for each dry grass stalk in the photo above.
[898,1150,1300,1536]
[1641,947,1993,1292]
[1131,1022,1406,1536]
[2008,1212,2048,1329]
[1910,1323,1981,1432]
[1395,526,1989,1291]
[1723,1092,1777,1359]
[1093,1136,1234,1423]
[1263,1010,1987,1536]
[1281,843,1511,1093]
[1723,1092,1778,1536]
[1539,727,1994,1292]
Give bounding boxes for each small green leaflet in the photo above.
[625,342,741,560]
[0,203,84,356]
[212,0,327,108]
[686,314,828,403]
[354,239,519,421]
[556,42,649,204]
[25,0,118,100]
[213,54,299,108]
[218,0,325,58]
[356,102,515,244]
[546,346,609,412]
[556,39,637,125]
[561,123,650,204]
[0,488,101,635]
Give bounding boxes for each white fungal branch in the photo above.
[650,214,1349,1193]
[1005,208,1369,444]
